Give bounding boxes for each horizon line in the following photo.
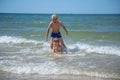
[0,12,120,15]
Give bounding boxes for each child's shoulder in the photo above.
[58,21,63,25]
[49,21,53,25]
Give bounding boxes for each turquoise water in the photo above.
[0,13,120,79]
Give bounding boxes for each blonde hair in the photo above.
[53,38,59,41]
[51,14,58,19]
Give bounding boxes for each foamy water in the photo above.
[0,14,120,79]
[0,36,120,56]
[0,36,120,79]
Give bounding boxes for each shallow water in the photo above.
[0,13,120,79]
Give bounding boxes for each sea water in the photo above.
[0,13,120,79]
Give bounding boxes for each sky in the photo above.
[0,0,120,14]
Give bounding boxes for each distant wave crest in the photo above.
[0,36,40,44]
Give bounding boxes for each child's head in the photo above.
[51,14,58,22]
[53,38,59,43]
[51,14,57,19]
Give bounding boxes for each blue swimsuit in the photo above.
[51,32,62,38]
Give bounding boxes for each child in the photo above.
[46,14,68,52]
[52,38,62,53]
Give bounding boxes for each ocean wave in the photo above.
[0,36,120,56]
[68,42,120,56]
[0,61,120,79]
[0,36,40,44]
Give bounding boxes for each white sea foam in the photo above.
[0,36,40,44]
[0,36,120,56]
[68,42,120,56]
[0,61,120,79]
